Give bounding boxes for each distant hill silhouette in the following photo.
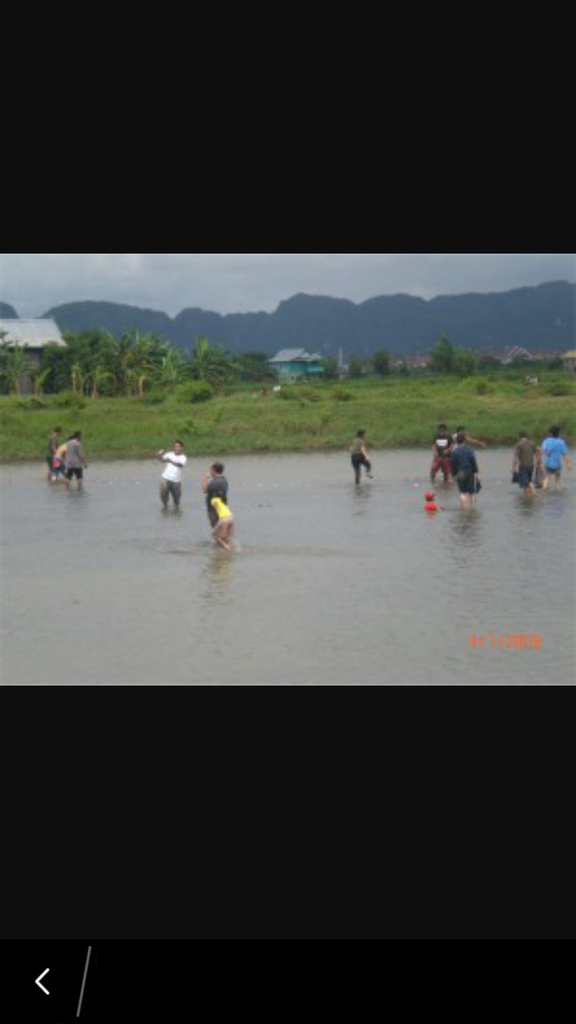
[2,282,573,356]
[0,302,19,319]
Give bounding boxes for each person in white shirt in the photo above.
[158,441,187,511]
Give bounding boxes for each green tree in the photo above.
[191,336,237,390]
[0,343,35,396]
[349,354,364,379]
[87,366,115,401]
[453,349,477,377]
[430,336,457,375]
[395,360,411,377]
[71,362,86,395]
[40,341,74,393]
[32,368,52,397]
[154,348,187,389]
[320,357,339,381]
[236,352,271,382]
[372,350,391,377]
[477,355,503,372]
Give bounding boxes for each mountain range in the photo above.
[2,282,574,356]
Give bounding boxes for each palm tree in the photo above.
[192,336,212,382]
[105,332,138,394]
[191,336,237,390]
[112,330,167,396]
[155,349,187,389]
[135,371,152,399]
[87,366,114,401]
[33,368,52,397]
[0,343,35,396]
[124,367,156,398]
[71,362,85,395]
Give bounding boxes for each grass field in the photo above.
[1,375,575,462]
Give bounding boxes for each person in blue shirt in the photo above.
[542,427,572,491]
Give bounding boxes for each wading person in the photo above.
[535,447,545,490]
[52,440,68,482]
[350,430,374,485]
[211,496,235,551]
[450,432,481,510]
[542,427,572,492]
[431,424,454,483]
[46,427,62,481]
[424,491,446,513]
[513,432,539,498]
[158,441,187,511]
[454,427,487,449]
[65,432,88,494]
[203,463,229,529]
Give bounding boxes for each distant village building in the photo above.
[531,350,562,361]
[269,349,325,381]
[501,345,533,365]
[0,319,66,395]
[403,355,432,370]
[562,350,576,373]
[483,348,562,366]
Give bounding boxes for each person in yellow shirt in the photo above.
[211,497,235,550]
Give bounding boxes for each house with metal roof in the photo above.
[0,319,66,356]
[0,319,66,393]
[501,345,533,366]
[269,349,325,380]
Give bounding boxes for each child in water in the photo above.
[211,496,235,550]
[51,442,68,482]
[424,491,445,513]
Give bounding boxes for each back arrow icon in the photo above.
[36,969,50,995]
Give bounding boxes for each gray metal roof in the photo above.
[0,319,66,348]
[270,349,322,364]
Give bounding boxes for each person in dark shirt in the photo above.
[349,430,374,485]
[450,433,480,510]
[203,463,229,529]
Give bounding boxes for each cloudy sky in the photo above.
[1,253,574,317]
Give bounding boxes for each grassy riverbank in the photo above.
[1,376,575,462]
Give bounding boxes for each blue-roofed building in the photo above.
[269,349,325,380]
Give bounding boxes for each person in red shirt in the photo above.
[424,491,445,513]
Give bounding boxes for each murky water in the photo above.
[1,453,574,685]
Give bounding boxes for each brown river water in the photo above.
[1,452,574,685]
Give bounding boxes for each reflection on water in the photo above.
[1,452,574,686]
[200,549,234,603]
[351,482,374,519]
[448,510,485,560]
